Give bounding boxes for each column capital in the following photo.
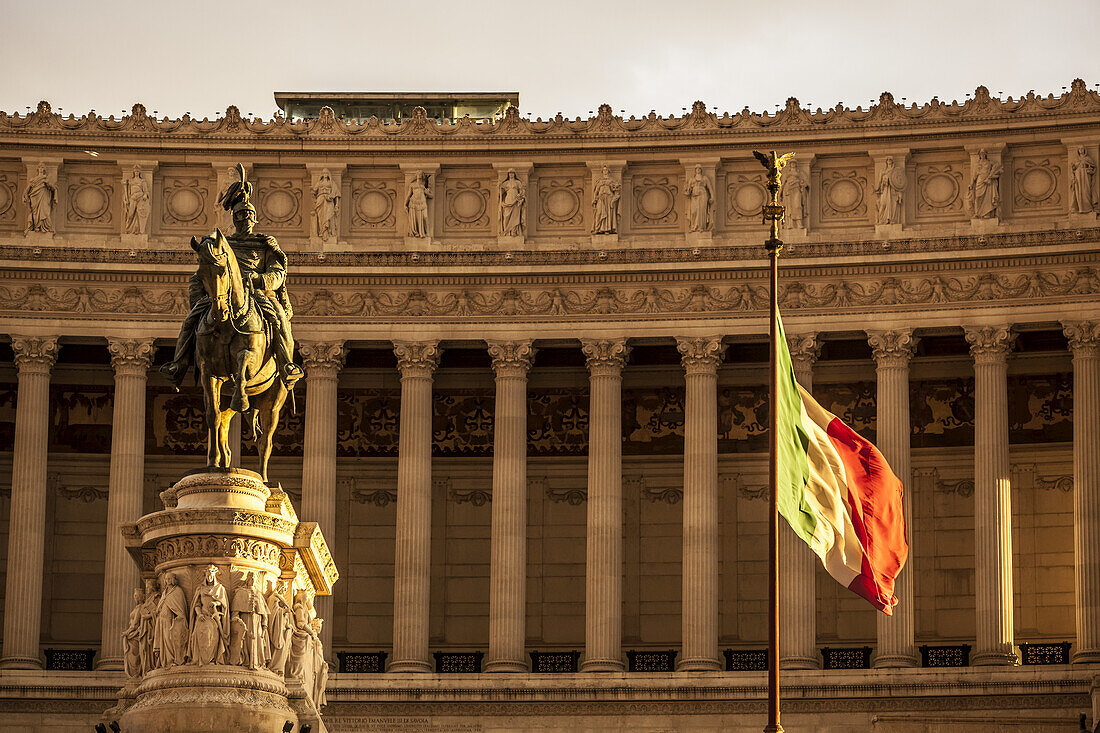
[581,338,630,375]
[1063,320,1100,354]
[867,329,919,367]
[964,325,1016,363]
[676,336,725,374]
[786,332,822,369]
[393,340,440,377]
[11,335,58,374]
[487,340,536,376]
[107,337,155,375]
[299,340,347,378]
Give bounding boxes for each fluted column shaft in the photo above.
[675,336,725,671]
[486,341,536,673]
[0,336,58,669]
[389,341,440,673]
[580,338,629,672]
[1064,321,1100,662]
[868,329,920,667]
[965,325,1018,665]
[300,340,347,659]
[97,338,154,670]
[781,334,821,669]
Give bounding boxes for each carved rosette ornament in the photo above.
[675,336,726,375]
[487,339,536,377]
[867,329,918,368]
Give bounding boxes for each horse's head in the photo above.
[191,229,238,322]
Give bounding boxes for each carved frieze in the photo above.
[350,180,397,230]
[66,175,113,226]
[154,535,282,568]
[256,177,303,231]
[725,171,768,223]
[1012,156,1063,213]
[160,176,210,228]
[819,167,869,222]
[631,175,679,227]
[537,177,585,230]
[914,159,966,219]
[444,179,490,231]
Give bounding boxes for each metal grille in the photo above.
[723,649,768,671]
[337,651,387,673]
[821,646,873,670]
[625,649,677,672]
[44,648,96,671]
[529,650,580,673]
[1019,642,1072,665]
[433,651,484,673]
[919,644,970,667]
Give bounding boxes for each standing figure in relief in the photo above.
[780,164,808,228]
[312,169,340,241]
[231,571,270,669]
[266,580,295,675]
[138,578,160,672]
[499,169,526,237]
[967,148,1003,218]
[404,172,432,238]
[685,165,713,232]
[1071,146,1096,214]
[23,163,57,234]
[154,572,189,668]
[123,168,152,235]
[310,618,328,708]
[122,588,145,678]
[874,156,907,225]
[591,166,621,234]
[189,565,230,666]
[288,591,316,698]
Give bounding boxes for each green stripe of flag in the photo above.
[775,313,817,544]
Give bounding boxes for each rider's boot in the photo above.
[159,320,196,391]
[159,361,186,392]
[274,334,304,389]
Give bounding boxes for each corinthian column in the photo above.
[781,332,822,669]
[485,340,536,673]
[0,335,58,669]
[1063,320,1100,662]
[299,339,347,659]
[675,336,725,671]
[964,325,1018,665]
[580,338,630,672]
[97,337,154,670]
[867,328,920,668]
[389,340,440,674]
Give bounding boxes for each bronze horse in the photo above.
[191,229,289,481]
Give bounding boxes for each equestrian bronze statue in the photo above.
[160,165,303,480]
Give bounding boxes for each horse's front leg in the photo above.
[202,374,223,468]
[216,405,234,469]
[230,348,251,414]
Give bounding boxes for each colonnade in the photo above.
[1,322,1098,671]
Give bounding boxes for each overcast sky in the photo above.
[2,1,1098,120]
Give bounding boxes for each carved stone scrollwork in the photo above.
[963,325,1016,362]
[11,334,59,373]
[1013,158,1061,211]
[675,336,725,374]
[298,340,346,379]
[1062,320,1100,356]
[154,535,282,568]
[821,169,869,220]
[487,339,536,376]
[786,332,821,370]
[867,329,918,367]
[580,337,630,375]
[67,176,114,225]
[393,340,440,377]
[538,178,584,229]
[632,176,679,227]
[108,336,155,374]
[350,488,397,507]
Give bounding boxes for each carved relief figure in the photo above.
[122,588,146,678]
[288,591,318,699]
[685,165,713,232]
[312,169,340,241]
[153,572,189,668]
[23,163,57,233]
[231,571,270,669]
[188,565,230,666]
[123,168,152,235]
[266,580,295,675]
[967,148,1002,218]
[499,169,526,237]
[1071,146,1097,213]
[874,156,907,224]
[780,163,808,228]
[591,166,621,234]
[138,578,160,672]
[404,172,432,237]
[310,618,328,707]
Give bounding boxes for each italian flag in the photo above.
[776,314,909,614]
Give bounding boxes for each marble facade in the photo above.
[0,82,1097,730]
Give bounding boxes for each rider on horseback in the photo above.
[160,166,304,390]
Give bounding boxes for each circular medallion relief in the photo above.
[0,185,11,217]
[72,184,109,220]
[921,173,958,208]
[262,189,298,223]
[638,186,674,220]
[1019,167,1056,203]
[544,188,579,222]
[731,183,766,217]
[166,187,203,222]
[451,189,485,223]
[825,179,863,212]
[355,190,392,223]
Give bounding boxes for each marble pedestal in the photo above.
[109,468,338,733]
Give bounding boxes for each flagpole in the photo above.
[757,150,791,733]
